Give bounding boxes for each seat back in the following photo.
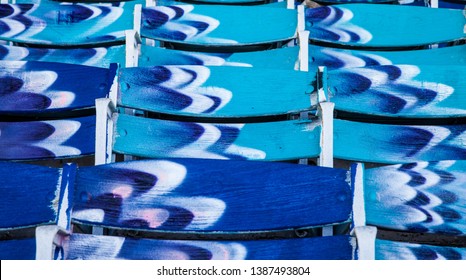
[72,159,355,235]
[363,160,466,259]
[0,3,131,47]
[67,158,367,260]
[65,233,358,260]
[0,45,125,68]
[0,162,74,260]
[140,4,298,51]
[0,158,371,260]
[0,61,115,161]
[306,4,466,49]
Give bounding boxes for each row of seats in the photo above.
[3,156,465,259]
[1,0,465,260]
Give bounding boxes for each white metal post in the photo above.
[317,101,334,236]
[317,66,328,103]
[35,226,67,260]
[298,30,309,72]
[352,163,366,228]
[126,30,142,68]
[95,98,116,165]
[354,226,377,260]
[143,1,156,46]
[297,5,305,35]
[318,102,334,168]
[287,0,295,9]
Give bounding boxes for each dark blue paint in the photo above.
[435,169,457,186]
[0,121,55,159]
[0,115,95,160]
[120,66,235,114]
[178,67,198,88]
[371,90,407,114]
[142,8,171,29]
[434,205,461,221]
[431,225,463,236]
[406,191,430,207]
[56,5,94,24]
[410,245,464,260]
[0,162,61,229]
[0,238,36,260]
[11,5,35,32]
[377,65,402,81]
[398,164,427,187]
[179,20,209,35]
[0,77,52,111]
[406,224,429,233]
[202,95,222,114]
[434,190,458,204]
[306,7,350,43]
[332,72,372,95]
[411,247,438,260]
[391,127,434,157]
[170,5,185,20]
[74,159,353,232]
[0,4,15,17]
[0,61,111,114]
[356,54,382,66]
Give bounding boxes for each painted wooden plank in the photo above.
[308,44,466,71]
[141,4,297,47]
[314,0,396,3]
[12,0,144,5]
[0,45,125,68]
[139,45,299,69]
[376,239,466,260]
[0,61,115,115]
[72,159,352,233]
[365,161,466,236]
[120,62,466,119]
[179,0,267,3]
[112,114,322,161]
[0,115,96,160]
[439,0,466,9]
[326,64,466,118]
[0,238,36,260]
[65,234,356,260]
[334,119,466,164]
[0,162,63,230]
[118,66,311,118]
[0,3,131,46]
[305,4,466,48]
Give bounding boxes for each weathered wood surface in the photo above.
[334,120,466,164]
[66,234,357,260]
[141,4,297,47]
[118,65,312,118]
[0,61,115,115]
[0,162,65,230]
[0,116,96,160]
[73,159,352,233]
[0,3,131,46]
[0,45,125,68]
[376,239,466,260]
[118,63,466,119]
[365,160,466,236]
[112,114,322,161]
[306,4,466,48]
[139,45,299,69]
[308,44,466,71]
[325,64,466,118]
